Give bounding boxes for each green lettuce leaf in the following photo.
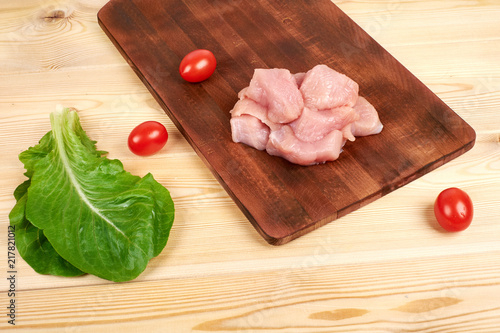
[11,107,174,282]
[9,181,84,277]
[10,128,88,277]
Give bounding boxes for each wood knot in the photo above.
[42,8,73,23]
[392,297,462,313]
[310,308,369,321]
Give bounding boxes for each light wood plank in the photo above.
[8,253,500,332]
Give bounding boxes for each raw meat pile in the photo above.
[230,64,383,166]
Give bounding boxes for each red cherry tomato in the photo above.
[179,49,216,83]
[128,121,168,156]
[434,187,473,232]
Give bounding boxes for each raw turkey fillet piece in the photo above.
[289,106,359,143]
[240,68,304,124]
[230,115,270,151]
[299,64,359,109]
[266,126,346,166]
[351,96,384,137]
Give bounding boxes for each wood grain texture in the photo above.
[97,0,475,245]
[1,0,499,331]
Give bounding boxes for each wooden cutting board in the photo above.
[97,0,476,245]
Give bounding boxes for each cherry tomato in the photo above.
[179,49,216,83]
[434,187,473,232]
[128,121,168,156]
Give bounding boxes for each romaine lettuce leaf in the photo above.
[10,107,174,282]
[10,130,87,277]
[9,181,84,277]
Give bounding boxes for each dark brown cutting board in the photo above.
[97,0,476,245]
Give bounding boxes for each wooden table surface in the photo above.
[1,0,499,332]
